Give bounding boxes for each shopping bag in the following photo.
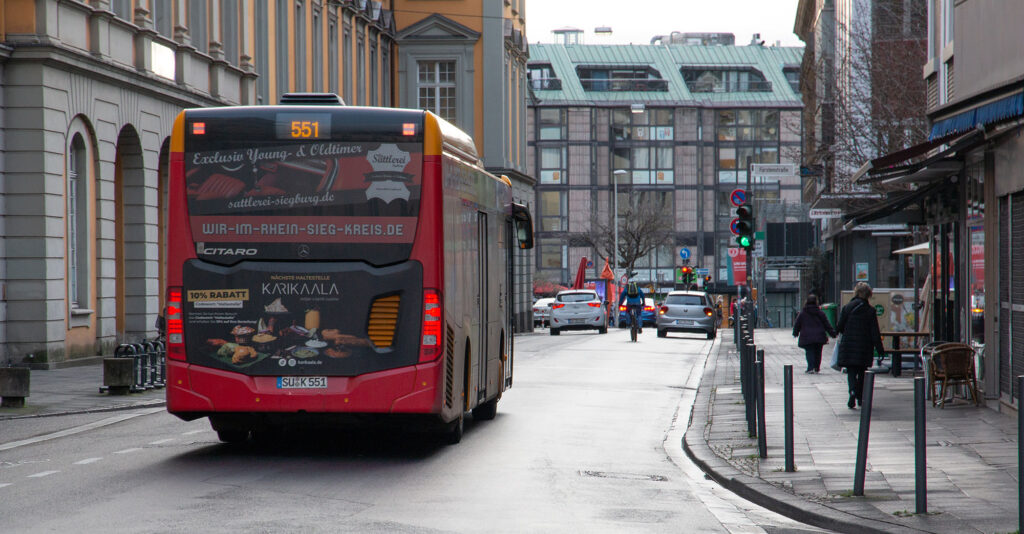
[830,336,842,371]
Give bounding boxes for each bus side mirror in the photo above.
[511,203,534,250]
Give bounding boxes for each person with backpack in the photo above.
[618,281,645,333]
[792,294,837,373]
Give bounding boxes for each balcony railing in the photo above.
[529,78,562,91]
[580,78,669,92]
[685,80,774,93]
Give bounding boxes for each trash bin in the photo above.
[822,303,837,329]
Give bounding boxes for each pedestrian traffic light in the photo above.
[735,203,754,250]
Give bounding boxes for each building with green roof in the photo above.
[527,38,805,323]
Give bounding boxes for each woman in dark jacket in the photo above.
[792,295,837,373]
[836,282,887,409]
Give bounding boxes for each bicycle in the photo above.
[628,304,642,342]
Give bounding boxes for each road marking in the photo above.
[27,471,59,478]
[181,430,205,436]
[113,448,142,454]
[0,408,164,452]
[148,438,175,445]
[73,458,103,465]
[0,483,12,489]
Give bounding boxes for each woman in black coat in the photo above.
[792,295,837,373]
[836,282,887,409]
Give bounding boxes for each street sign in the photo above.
[730,189,747,207]
[809,208,843,219]
[730,218,740,235]
[750,163,798,177]
[695,268,709,276]
[753,240,765,258]
[679,247,691,260]
[727,247,742,258]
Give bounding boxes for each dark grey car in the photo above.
[656,291,717,339]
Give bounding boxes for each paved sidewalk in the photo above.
[685,328,1019,534]
[0,364,165,420]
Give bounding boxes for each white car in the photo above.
[549,290,608,335]
[533,297,555,328]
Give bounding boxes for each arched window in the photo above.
[68,134,89,309]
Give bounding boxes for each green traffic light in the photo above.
[737,235,752,248]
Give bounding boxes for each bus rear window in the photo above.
[185,140,421,264]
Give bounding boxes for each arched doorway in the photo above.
[114,126,147,342]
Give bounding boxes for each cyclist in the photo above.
[618,281,645,334]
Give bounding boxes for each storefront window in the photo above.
[966,155,985,344]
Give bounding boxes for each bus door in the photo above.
[477,211,489,403]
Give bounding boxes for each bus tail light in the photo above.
[166,287,186,361]
[419,289,442,362]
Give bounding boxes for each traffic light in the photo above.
[735,203,754,250]
[704,275,712,285]
[680,265,693,284]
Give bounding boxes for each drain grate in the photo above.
[580,470,668,482]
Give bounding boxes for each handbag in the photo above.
[830,335,842,371]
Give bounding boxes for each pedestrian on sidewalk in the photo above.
[836,282,886,409]
[792,294,837,373]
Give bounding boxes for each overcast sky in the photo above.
[526,0,804,48]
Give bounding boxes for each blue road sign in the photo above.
[730,218,740,235]
[695,268,710,276]
[679,247,691,260]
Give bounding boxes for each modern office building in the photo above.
[527,32,803,324]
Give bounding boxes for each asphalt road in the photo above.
[0,329,822,533]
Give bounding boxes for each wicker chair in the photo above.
[928,343,980,407]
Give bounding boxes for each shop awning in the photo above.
[854,128,985,185]
[893,242,930,255]
[840,181,947,230]
[929,91,1024,140]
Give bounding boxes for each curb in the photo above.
[682,338,930,534]
[0,399,166,421]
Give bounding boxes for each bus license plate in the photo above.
[277,376,328,389]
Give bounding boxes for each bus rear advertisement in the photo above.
[165,97,533,443]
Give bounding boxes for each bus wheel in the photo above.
[472,397,498,420]
[443,413,464,445]
[216,429,250,443]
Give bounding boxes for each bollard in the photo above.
[152,340,166,388]
[0,367,30,408]
[130,343,146,393]
[141,341,156,389]
[756,351,767,458]
[744,343,757,436]
[784,364,794,472]
[914,377,926,514]
[1018,375,1024,534]
[853,371,876,496]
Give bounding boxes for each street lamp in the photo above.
[613,169,627,326]
[612,169,628,281]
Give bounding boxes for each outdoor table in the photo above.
[880,331,931,377]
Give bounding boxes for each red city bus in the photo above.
[164,94,534,444]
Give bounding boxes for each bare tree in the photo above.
[795,0,929,193]
[586,192,675,278]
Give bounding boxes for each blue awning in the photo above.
[930,92,1024,140]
